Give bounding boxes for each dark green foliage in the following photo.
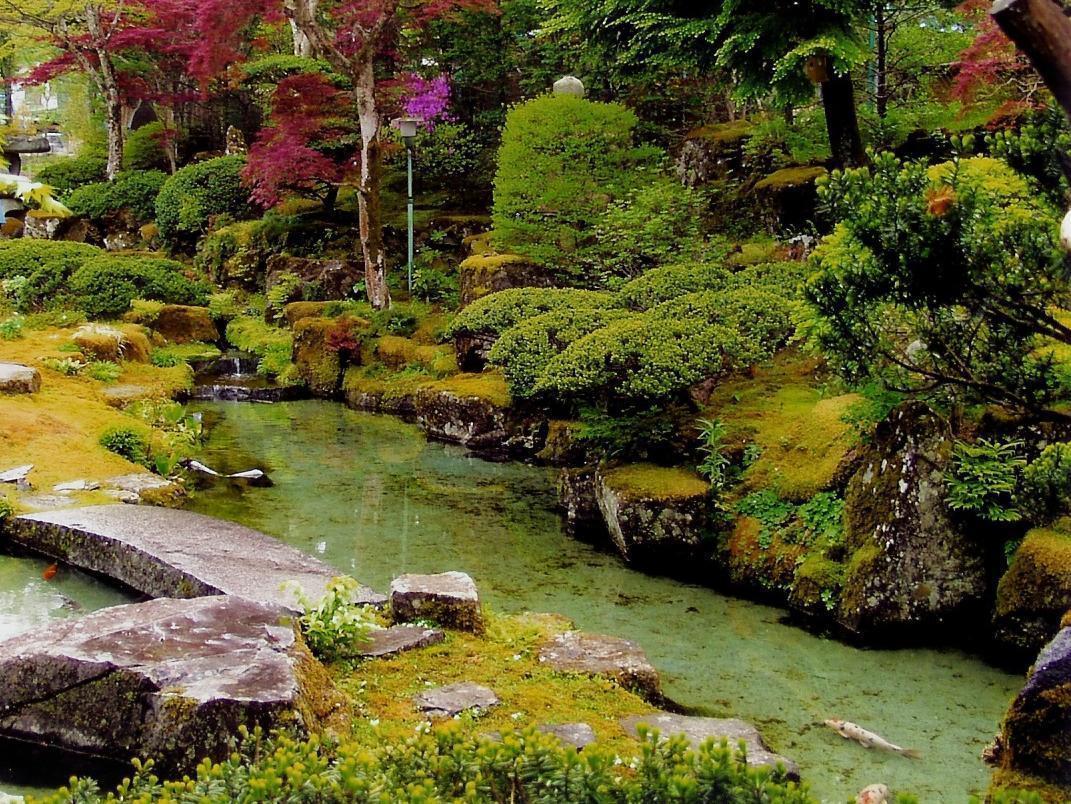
[67,171,168,224]
[0,240,103,311]
[1020,443,1071,524]
[446,288,614,339]
[805,154,1071,417]
[98,426,149,466]
[42,725,811,803]
[123,123,171,172]
[155,156,253,247]
[492,94,661,279]
[840,382,904,443]
[737,490,797,548]
[988,107,1071,207]
[68,256,211,318]
[576,401,691,461]
[32,154,107,194]
[946,439,1026,523]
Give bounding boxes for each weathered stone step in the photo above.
[0,596,334,781]
[7,505,385,613]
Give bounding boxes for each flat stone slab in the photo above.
[53,480,100,493]
[539,631,661,699]
[0,596,330,778]
[360,625,445,658]
[9,505,385,613]
[0,363,40,394]
[538,722,597,750]
[391,571,483,632]
[102,473,181,504]
[413,681,499,718]
[0,465,32,484]
[620,713,800,780]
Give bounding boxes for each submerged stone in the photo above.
[0,596,335,779]
[538,630,661,700]
[9,505,385,613]
[413,681,499,719]
[619,712,800,780]
[390,571,483,633]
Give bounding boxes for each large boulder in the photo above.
[997,626,1071,786]
[413,381,543,456]
[390,571,483,633]
[557,467,608,542]
[266,255,361,301]
[458,251,554,308]
[753,166,827,234]
[538,630,661,700]
[594,464,713,572]
[619,713,800,780]
[73,325,151,363]
[994,526,1071,655]
[151,305,219,344]
[292,317,348,397]
[675,121,752,188]
[0,363,41,395]
[837,403,986,638]
[0,596,339,779]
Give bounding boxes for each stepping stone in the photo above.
[538,631,661,700]
[53,480,100,493]
[391,571,483,633]
[103,473,181,504]
[619,713,800,780]
[101,385,154,408]
[0,363,40,394]
[9,505,386,614]
[538,722,597,750]
[413,681,499,718]
[360,625,445,658]
[19,494,74,511]
[0,465,32,484]
[0,596,337,779]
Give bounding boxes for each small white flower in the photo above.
[511,654,522,661]
[511,712,523,721]
[369,718,380,728]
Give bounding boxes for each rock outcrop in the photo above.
[538,631,661,700]
[619,713,800,780]
[9,505,385,613]
[292,317,347,397]
[837,403,985,638]
[390,571,483,633]
[150,305,219,344]
[0,596,337,779]
[0,363,41,395]
[994,526,1071,655]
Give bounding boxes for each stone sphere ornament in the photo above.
[1062,208,1071,254]
[553,75,586,98]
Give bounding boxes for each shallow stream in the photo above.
[182,399,1022,803]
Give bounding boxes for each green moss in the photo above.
[754,166,828,191]
[293,317,345,395]
[602,463,709,501]
[426,371,511,408]
[997,526,1071,618]
[725,516,806,592]
[687,120,752,145]
[375,335,458,377]
[790,554,846,612]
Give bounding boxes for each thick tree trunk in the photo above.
[354,58,390,310]
[875,5,889,119]
[85,6,123,179]
[286,0,316,57]
[991,0,1071,119]
[821,73,866,168]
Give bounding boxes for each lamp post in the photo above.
[394,117,420,294]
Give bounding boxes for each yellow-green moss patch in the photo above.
[997,526,1071,618]
[755,166,828,191]
[602,463,709,502]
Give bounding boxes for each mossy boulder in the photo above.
[753,166,827,234]
[292,317,366,397]
[73,324,151,363]
[375,336,457,376]
[995,525,1071,654]
[595,464,713,573]
[725,516,806,595]
[837,402,986,639]
[265,254,361,301]
[789,554,846,618]
[675,120,752,188]
[150,305,219,344]
[458,251,555,308]
[997,626,1071,786]
[283,301,332,328]
[537,420,591,466]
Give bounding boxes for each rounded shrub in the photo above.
[99,426,149,466]
[68,256,211,318]
[492,94,661,278]
[123,122,171,171]
[0,240,103,311]
[67,170,168,224]
[446,287,614,340]
[616,262,732,311]
[32,153,107,194]
[155,156,253,247]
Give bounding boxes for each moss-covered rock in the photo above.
[725,516,806,595]
[595,464,713,573]
[150,305,219,344]
[375,336,457,376]
[557,466,608,543]
[837,402,986,639]
[292,317,348,397]
[458,251,555,308]
[753,166,827,234]
[73,324,151,363]
[538,420,591,466]
[675,121,752,188]
[283,301,332,328]
[789,554,846,617]
[995,525,1071,654]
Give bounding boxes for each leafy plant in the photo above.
[1020,442,1071,524]
[797,492,844,546]
[289,576,375,661]
[0,316,24,340]
[43,357,84,375]
[82,361,122,383]
[99,426,150,466]
[0,497,12,522]
[737,490,796,549]
[946,439,1026,522]
[696,418,731,494]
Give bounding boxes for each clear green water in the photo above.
[183,400,1020,803]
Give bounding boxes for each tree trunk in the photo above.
[875,4,889,119]
[991,0,1071,120]
[354,58,390,310]
[286,0,316,57]
[821,73,866,168]
[85,6,123,180]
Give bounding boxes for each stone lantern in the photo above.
[553,76,585,98]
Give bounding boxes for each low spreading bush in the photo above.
[66,170,168,224]
[615,262,732,311]
[446,288,613,340]
[0,240,103,311]
[155,156,253,247]
[68,256,211,318]
[99,426,149,466]
[32,153,107,194]
[123,122,172,171]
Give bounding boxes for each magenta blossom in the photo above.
[402,74,452,129]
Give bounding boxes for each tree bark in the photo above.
[875,4,889,119]
[85,6,123,180]
[991,0,1071,120]
[821,73,866,168]
[285,0,315,57]
[353,58,390,309]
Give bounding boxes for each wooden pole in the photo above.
[990,0,1071,120]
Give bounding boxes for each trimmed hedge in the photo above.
[446,287,614,340]
[0,240,103,311]
[616,262,732,311]
[68,256,211,318]
[155,156,253,247]
[67,170,168,224]
[32,153,107,194]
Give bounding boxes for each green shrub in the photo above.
[0,497,13,522]
[99,426,149,466]
[32,153,107,194]
[288,576,374,661]
[489,306,630,398]
[653,287,795,357]
[946,438,1027,523]
[82,360,122,383]
[155,156,252,247]
[0,316,23,340]
[493,94,661,280]
[988,107,1071,207]
[68,256,211,318]
[0,240,103,311]
[42,724,810,804]
[123,122,172,171]
[447,288,613,340]
[615,262,732,311]
[66,170,168,224]
[265,271,304,320]
[1020,443,1071,524]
